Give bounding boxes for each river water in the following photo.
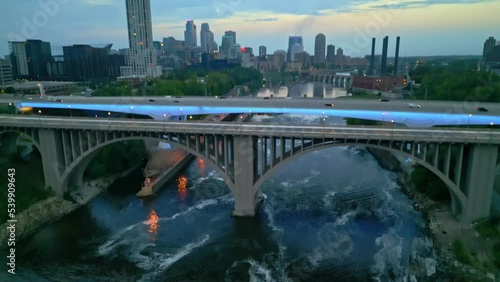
[2,84,443,281]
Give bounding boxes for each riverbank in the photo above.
[0,169,135,250]
[366,147,499,280]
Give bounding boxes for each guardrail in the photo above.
[0,115,499,144]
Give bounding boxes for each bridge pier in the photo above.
[462,144,498,222]
[39,129,66,195]
[231,136,262,216]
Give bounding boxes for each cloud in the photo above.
[82,0,117,6]
[244,17,278,22]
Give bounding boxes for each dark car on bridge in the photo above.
[477,107,488,112]
[324,103,334,107]
[149,99,155,102]
[379,99,389,102]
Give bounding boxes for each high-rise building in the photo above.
[273,50,287,71]
[228,44,242,59]
[290,43,303,62]
[259,46,267,58]
[326,44,335,65]
[221,35,234,57]
[288,36,303,62]
[184,20,197,48]
[121,0,161,78]
[9,39,52,80]
[381,36,389,75]
[242,47,253,56]
[336,47,345,66]
[314,33,326,64]
[225,31,236,45]
[200,23,216,53]
[63,44,112,81]
[0,59,13,86]
[483,37,497,61]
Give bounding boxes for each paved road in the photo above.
[1,115,499,145]
[2,95,500,116]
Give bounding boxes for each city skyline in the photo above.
[1,0,500,58]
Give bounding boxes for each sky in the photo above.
[1,0,500,58]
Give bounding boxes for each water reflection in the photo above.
[256,82,347,99]
[147,209,159,241]
[177,175,188,201]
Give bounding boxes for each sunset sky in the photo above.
[1,0,499,58]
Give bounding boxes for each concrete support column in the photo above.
[462,144,499,222]
[39,129,66,195]
[232,136,261,217]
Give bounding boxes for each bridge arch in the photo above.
[60,136,234,195]
[0,130,41,153]
[253,143,466,217]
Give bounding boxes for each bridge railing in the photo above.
[0,115,499,145]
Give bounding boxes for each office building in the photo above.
[314,33,326,64]
[63,44,112,81]
[185,20,197,48]
[287,36,303,62]
[200,23,216,53]
[326,44,335,65]
[259,45,267,58]
[394,36,400,75]
[9,39,52,80]
[290,43,303,62]
[0,59,13,86]
[120,0,161,78]
[225,31,236,45]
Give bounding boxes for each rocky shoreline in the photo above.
[368,147,498,281]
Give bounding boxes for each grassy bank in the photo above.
[0,150,53,224]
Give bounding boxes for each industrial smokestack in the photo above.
[394,36,400,76]
[381,36,389,76]
[370,38,376,75]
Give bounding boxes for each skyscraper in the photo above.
[63,44,111,81]
[483,37,497,61]
[314,33,326,64]
[287,36,303,62]
[185,20,197,48]
[290,43,303,62]
[221,35,234,57]
[381,36,389,76]
[200,23,209,52]
[259,46,267,57]
[225,31,236,45]
[9,39,52,80]
[121,0,160,78]
[326,44,335,65]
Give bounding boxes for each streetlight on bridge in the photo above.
[130,106,134,119]
[490,122,494,143]
[163,114,166,131]
[68,105,72,117]
[180,108,183,121]
[391,120,395,140]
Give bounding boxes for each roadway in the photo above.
[2,95,500,127]
[3,95,500,116]
[1,115,499,145]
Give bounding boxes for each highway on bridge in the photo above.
[2,95,500,127]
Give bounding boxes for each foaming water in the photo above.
[12,112,441,281]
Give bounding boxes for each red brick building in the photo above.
[352,75,406,91]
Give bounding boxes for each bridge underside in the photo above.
[1,126,497,223]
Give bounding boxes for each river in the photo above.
[1,83,443,281]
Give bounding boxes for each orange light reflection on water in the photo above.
[147,209,159,240]
[177,175,188,201]
[197,158,205,175]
